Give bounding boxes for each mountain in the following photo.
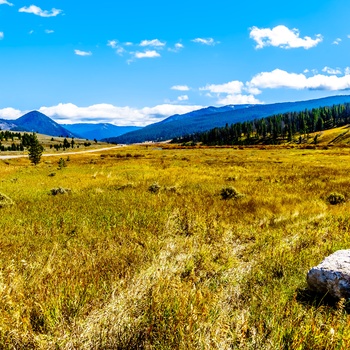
[14,111,77,137]
[0,119,17,130]
[62,123,142,140]
[106,95,350,144]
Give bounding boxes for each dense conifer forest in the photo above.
[173,103,350,145]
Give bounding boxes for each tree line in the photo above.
[173,103,350,145]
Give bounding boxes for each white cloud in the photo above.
[217,94,261,105]
[74,49,92,56]
[249,68,350,90]
[322,66,342,75]
[0,32,3,40]
[139,39,166,47]
[45,29,54,34]
[333,38,342,45]
[200,80,261,105]
[168,42,184,52]
[0,107,22,119]
[249,25,323,49]
[19,5,62,17]
[107,40,118,49]
[0,0,13,6]
[192,37,219,46]
[134,50,160,59]
[116,47,126,56]
[171,85,190,91]
[177,95,189,101]
[38,103,204,126]
[200,81,244,94]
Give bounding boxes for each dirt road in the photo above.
[0,145,123,160]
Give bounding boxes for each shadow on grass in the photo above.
[296,287,350,313]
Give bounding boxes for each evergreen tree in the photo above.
[28,133,44,165]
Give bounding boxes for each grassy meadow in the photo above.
[1,144,350,348]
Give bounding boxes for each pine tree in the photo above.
[28,133,44,165]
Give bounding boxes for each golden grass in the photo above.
[1,145,350,348]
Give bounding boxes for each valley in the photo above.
[0,144,350,348]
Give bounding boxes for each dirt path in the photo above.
[0,145,124,160]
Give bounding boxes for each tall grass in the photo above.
[0,146,350,348]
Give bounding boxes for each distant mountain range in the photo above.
[104,95,350,144]
[2,95,350,143]
[62,123,142,140]
[0,111,141,140]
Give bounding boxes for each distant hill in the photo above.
[14,111,77,137]
[0,111,141,139]
[0,119,17,130]
[62,123,142,141]
[106,95,350,144]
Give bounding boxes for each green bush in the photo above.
[220,186,243,200]
[326,192,346,205]
[148,182,161,194]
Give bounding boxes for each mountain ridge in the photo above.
[104,95,350,144]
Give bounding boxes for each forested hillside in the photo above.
[175,103,350,145]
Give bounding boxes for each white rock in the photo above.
[307,249,350,299]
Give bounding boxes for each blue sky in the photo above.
[1,0,350,125]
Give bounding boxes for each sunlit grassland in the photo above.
[1,145,350,349]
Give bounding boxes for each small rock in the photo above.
[307,249,350,299]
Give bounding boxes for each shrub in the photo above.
[0,192,14,208]
[220,186,244,200]
[226,176,236,182]
[148,182,161,194]
[50,187,71,196]
[58,158,67,169]
[326,192,346,205]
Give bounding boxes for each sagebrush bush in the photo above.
[0,192,14,207]
[50,187,71,195]
[220,186,243,200]
[148,182,161,193]
[326,192,346,205]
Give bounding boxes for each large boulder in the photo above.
[307,250,350,299]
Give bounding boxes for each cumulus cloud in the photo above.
[74,49,92,56]
[0,107,22,119]
[45,29,54,34]
[168,42,184,52]
[134,50,160,59]
[139,39,166,47]
[107,40,126,56]
[249,68,350,90]
[0,0,13,6]
[200,80,261,105]
[38,103,204,126]
[217,94,261,105]
[19,5,62,17]
[250,25,323,49]
[107,40,118,49]
[0,32,3,40]
[177,95,189,101]
[333,38,342,45]
[200,81,244,94]
[171,85,190,91]
[192,37,219,46]
[322,66,342,75]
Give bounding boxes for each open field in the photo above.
[1,144,350,349]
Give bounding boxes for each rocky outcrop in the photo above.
[307,250,350,299]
